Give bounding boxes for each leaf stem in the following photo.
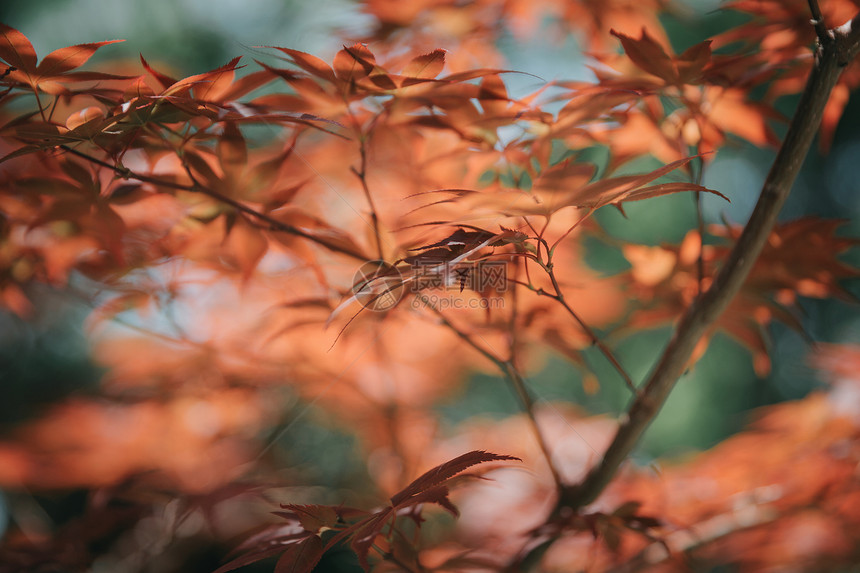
[352,140,386,261]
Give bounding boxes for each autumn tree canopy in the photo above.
[2,1,860,571]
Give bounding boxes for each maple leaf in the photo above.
[325,450,520,570]
[2,6,860,573]
[390,450,520,507]
[610,29,713,87]
[213,527,323,573]
[558,27,782,168]
[402,48,447,80]
[712,0,860,150]
[5,156,128,268]
[623,218,859,375]
[127,56,303,133]
[0,24,128,95]
[217,452,518,572]
[409,156,726,226]
[333,43,377,85]
[407,228,495,255]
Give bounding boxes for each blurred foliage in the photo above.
[1,0,858,496]
[0,294,101,430]
[0,0,859,571]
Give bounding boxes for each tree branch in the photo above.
[558,11,860,511]
[808,0,829,44]
[528,226,637,395]
[538,270,638,396]
[421,299,565,490]
[352,141,386,261]
[58,144,369,261]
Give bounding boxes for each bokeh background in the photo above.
[1,0,859,570]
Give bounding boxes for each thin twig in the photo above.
[538,261,638,396]
[524,216,637,394]
[420,297,564,490]
[549,207,595,254]
[352,141,386,260]
[693,148,706,294]
[420,294,506,368]
[504,360,565,491]
[610,505,780,572]
[57,144,368,261]
[504,267,565,489]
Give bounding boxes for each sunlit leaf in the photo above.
[268,47,337,83]
[611,28,677,84]
[0,23,37,74]
[403,49,446,79]
[35,40,124,77]
[333,43,376,83]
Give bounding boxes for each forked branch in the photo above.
[421,299,565,490]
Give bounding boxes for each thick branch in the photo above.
[560,13,860,510]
